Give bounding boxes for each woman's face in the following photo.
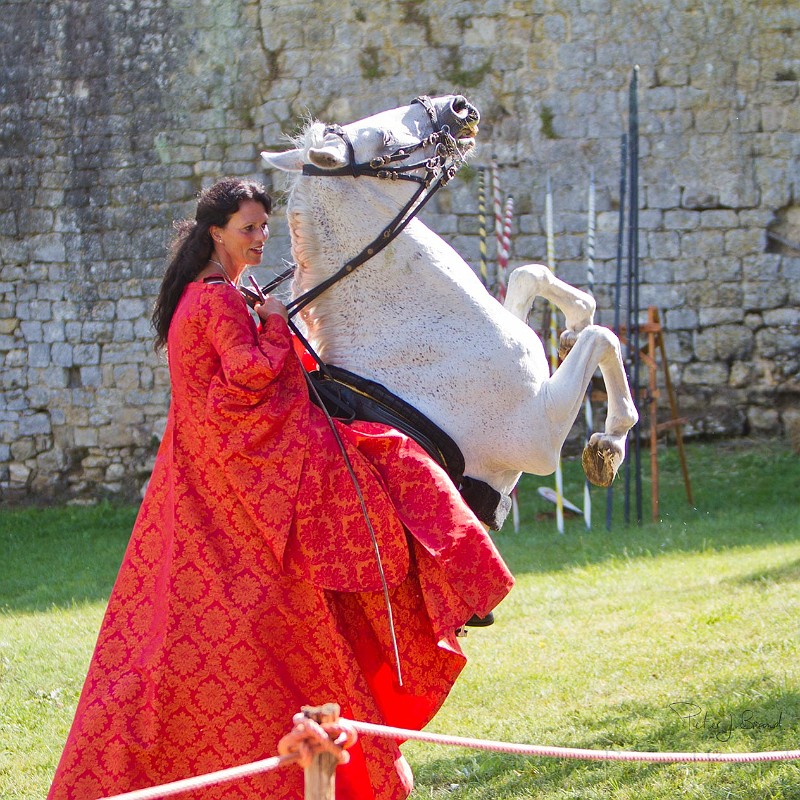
[212,199,270,271]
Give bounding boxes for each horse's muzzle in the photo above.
[439,95,480,142]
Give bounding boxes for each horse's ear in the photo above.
[261,149,304,172]
[307,146,348,170]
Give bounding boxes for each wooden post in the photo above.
[653,308,694,507]
[302,703,341,800]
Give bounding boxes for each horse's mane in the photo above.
[284,121,328,301]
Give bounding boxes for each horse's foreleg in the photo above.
[504,264,595,332]
[545,325,639,487]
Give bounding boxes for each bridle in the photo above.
[244,96,472,317]
[299,95,464,186]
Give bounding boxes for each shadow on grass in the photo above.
[411,684,800,798]
[0,502,137,612]
[497,440,800,578]
[732,558,800,587]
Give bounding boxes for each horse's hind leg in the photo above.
[505,264,595,333]
[505,264,637,486]
[545,325,639,487]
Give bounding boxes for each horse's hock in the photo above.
[1,0,799,503]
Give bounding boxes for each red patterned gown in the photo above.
[48,282,514,800]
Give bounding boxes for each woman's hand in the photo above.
[255,295,288,322]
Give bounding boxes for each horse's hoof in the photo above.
[464,612,495,627]
[582,440,621,488]
[558,329,579,360]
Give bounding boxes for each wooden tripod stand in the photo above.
[623,306,693,520]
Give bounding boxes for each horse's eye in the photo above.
[382,131,397,149]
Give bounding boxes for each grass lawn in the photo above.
[2,438,799,799]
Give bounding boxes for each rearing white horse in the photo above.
[262,95,638,514]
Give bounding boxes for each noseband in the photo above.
[282,95,471,318]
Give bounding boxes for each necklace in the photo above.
[209,258,238,287]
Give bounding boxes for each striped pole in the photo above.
[490,158,503,296]
[497,194,514,301]
[545,177,565,534]
[477,168,489,287]
[490,162,519,525]
[499,191,518,528]
[583,172,596,531]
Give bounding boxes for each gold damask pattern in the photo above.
[48,284,514,800]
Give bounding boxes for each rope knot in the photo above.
[277,704,358,769]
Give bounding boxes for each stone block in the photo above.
[746,254,784,281]
[113,364,140,390]
[82,321,115,343]
[718,179,760,210]
[665,308,698,331]
[699,307,745,326]
[50,342,73,368]
[20,321,43,342]
[743,281,788,310]
[646,182,681,210]
[680,230,725,259]
[72,343,101,366]
[27,342,51,367]
[116,297,147,321]
[682,362,729,385]
[755,326,800,357]
[74,426,99,447]
[18,412,51,436]
[724,228,765,256]
[648,231,680,259]
[696,324,755,362]
[694,109,730,134]
[11,438,37,460]
[8,462,32,489]
[763,308,800,326]
[637,209,663,230]
[79,366,103,387]
[699,210,738,229]
[698,256,742,282]
[747,406,780,435]
[30,234,66,262]
[682,188,719,210]
[644,86,677,111]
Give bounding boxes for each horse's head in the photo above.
[261,94,479,186]
[260,95,481,331]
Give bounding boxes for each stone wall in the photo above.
[1,0,798,502]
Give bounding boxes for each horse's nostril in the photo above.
[452,96,468,115]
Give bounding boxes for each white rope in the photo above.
[345,718,800,765]
[94,714,800,800]
[97,753,298,800]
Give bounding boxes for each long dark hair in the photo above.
[152,177,272,350]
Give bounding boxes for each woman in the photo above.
[48,178,513,800]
